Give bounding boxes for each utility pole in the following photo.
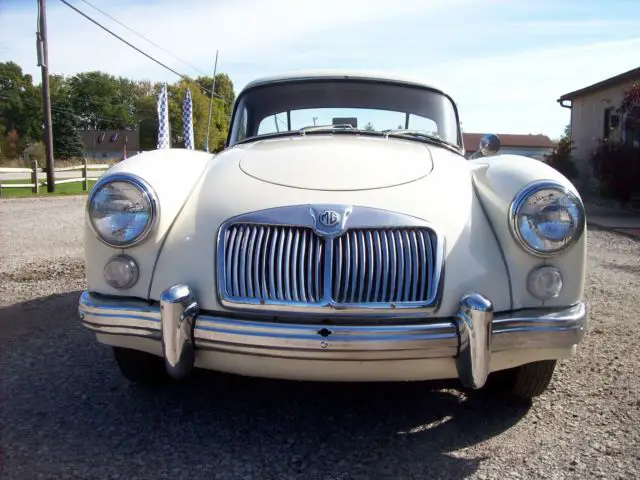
[37,0,55,192]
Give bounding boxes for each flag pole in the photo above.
[204,50,219,153]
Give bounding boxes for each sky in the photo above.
[1,0,639,140]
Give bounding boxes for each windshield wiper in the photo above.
[383,129,459,151]
[299,124,357,135]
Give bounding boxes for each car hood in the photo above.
[237,135,434,191]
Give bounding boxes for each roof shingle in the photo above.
[463,133,554,150]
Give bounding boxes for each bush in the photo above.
[543,136,579,181]
[589,139,640,203]
[23,141,46,166]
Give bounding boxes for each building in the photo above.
[79,129,140,162]
[463,133,555,160]
[556,66,640,183]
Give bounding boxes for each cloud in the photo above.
[1,0,638,139]
[0,0,499,82]
[406,37,640,136]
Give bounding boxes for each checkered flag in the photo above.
[182,87,194,150]
[157,82,170,149]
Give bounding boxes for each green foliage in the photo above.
[52,104,84,159]
[0,62,42,147]
[589,139,640,203]
[0,60,237,159]
[68,71,138,130]
[50,75,84,159]
[543,126,578,181]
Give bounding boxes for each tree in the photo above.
[1,129,21,159]
[0,61,42,146]
[52,102,84,159]
[364,122,375,131]
[543,124,578,181]
[68,71,138,129]
[1,59,240,158]
[48,74,84,159]
[195,73,236,119]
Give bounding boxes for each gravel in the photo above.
[1,196,639,480]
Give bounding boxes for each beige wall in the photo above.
[569,78,639,183]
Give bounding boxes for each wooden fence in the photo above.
[0,158,109,196]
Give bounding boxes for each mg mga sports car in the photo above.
[78,71,588,400]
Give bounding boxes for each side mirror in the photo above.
[470,134,501,159]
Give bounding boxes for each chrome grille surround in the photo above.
[216,205,445,316]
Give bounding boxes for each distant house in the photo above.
[79,129,140,162]
[463,133,555,160]
[556,66,640,183]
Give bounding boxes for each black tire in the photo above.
[483,360,557,401]
[112,347,171,386]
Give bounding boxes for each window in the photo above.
[228,79,460,148]
[603,107,613,139]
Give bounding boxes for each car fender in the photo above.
[470,154,587,310]
[83,148,213,299]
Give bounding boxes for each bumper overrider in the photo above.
[78,286,587,388]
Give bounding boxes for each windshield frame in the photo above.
[224,77,464,152]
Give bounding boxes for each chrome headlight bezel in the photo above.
[508,180,585,258]
[86,173,159,248]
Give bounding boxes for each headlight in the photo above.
[87,173,158,248]
[509,181,585,257]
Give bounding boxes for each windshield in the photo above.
[227,79,461,148]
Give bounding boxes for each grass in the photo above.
[0,179,97,198]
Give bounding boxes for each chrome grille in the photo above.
[223,224,325,303]
[331,228,434,304]
[217,206,442,314]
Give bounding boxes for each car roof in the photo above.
[239,70,450,97]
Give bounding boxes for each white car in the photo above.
[78,71,588,400]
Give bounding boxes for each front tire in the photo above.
[484,360,557,400]
[112,347,171,386]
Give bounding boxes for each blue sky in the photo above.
[1,0,639,139]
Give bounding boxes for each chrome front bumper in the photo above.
[78,287,587,389]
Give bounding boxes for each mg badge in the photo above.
[309,204,353,237]
[319,210,340,227]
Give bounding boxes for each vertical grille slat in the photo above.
[343,235,351,302]
[231,226,244,297]
[364,231,375,303]
[298,231,307,302]
[314,236,323,301]
[409,231,419,302]
[221,222,437,307]
[253,227,264,299]
[402,230,412,302]
[268,227,278,299]
[417,230,427,302]
[333,236,343,301]
[349,231,359,303]
[276,228,285,300]
[245,226,257,298]
[356,231,366,303]
[372,231,383,303]
[388,230,397,302]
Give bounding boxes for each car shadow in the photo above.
[0,291,532,479]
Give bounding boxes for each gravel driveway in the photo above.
[1,196,639,480]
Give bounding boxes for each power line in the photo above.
[58,0,230,103]
[76,0,208,77]
[0,76,224,119]
[0,93,138,127]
